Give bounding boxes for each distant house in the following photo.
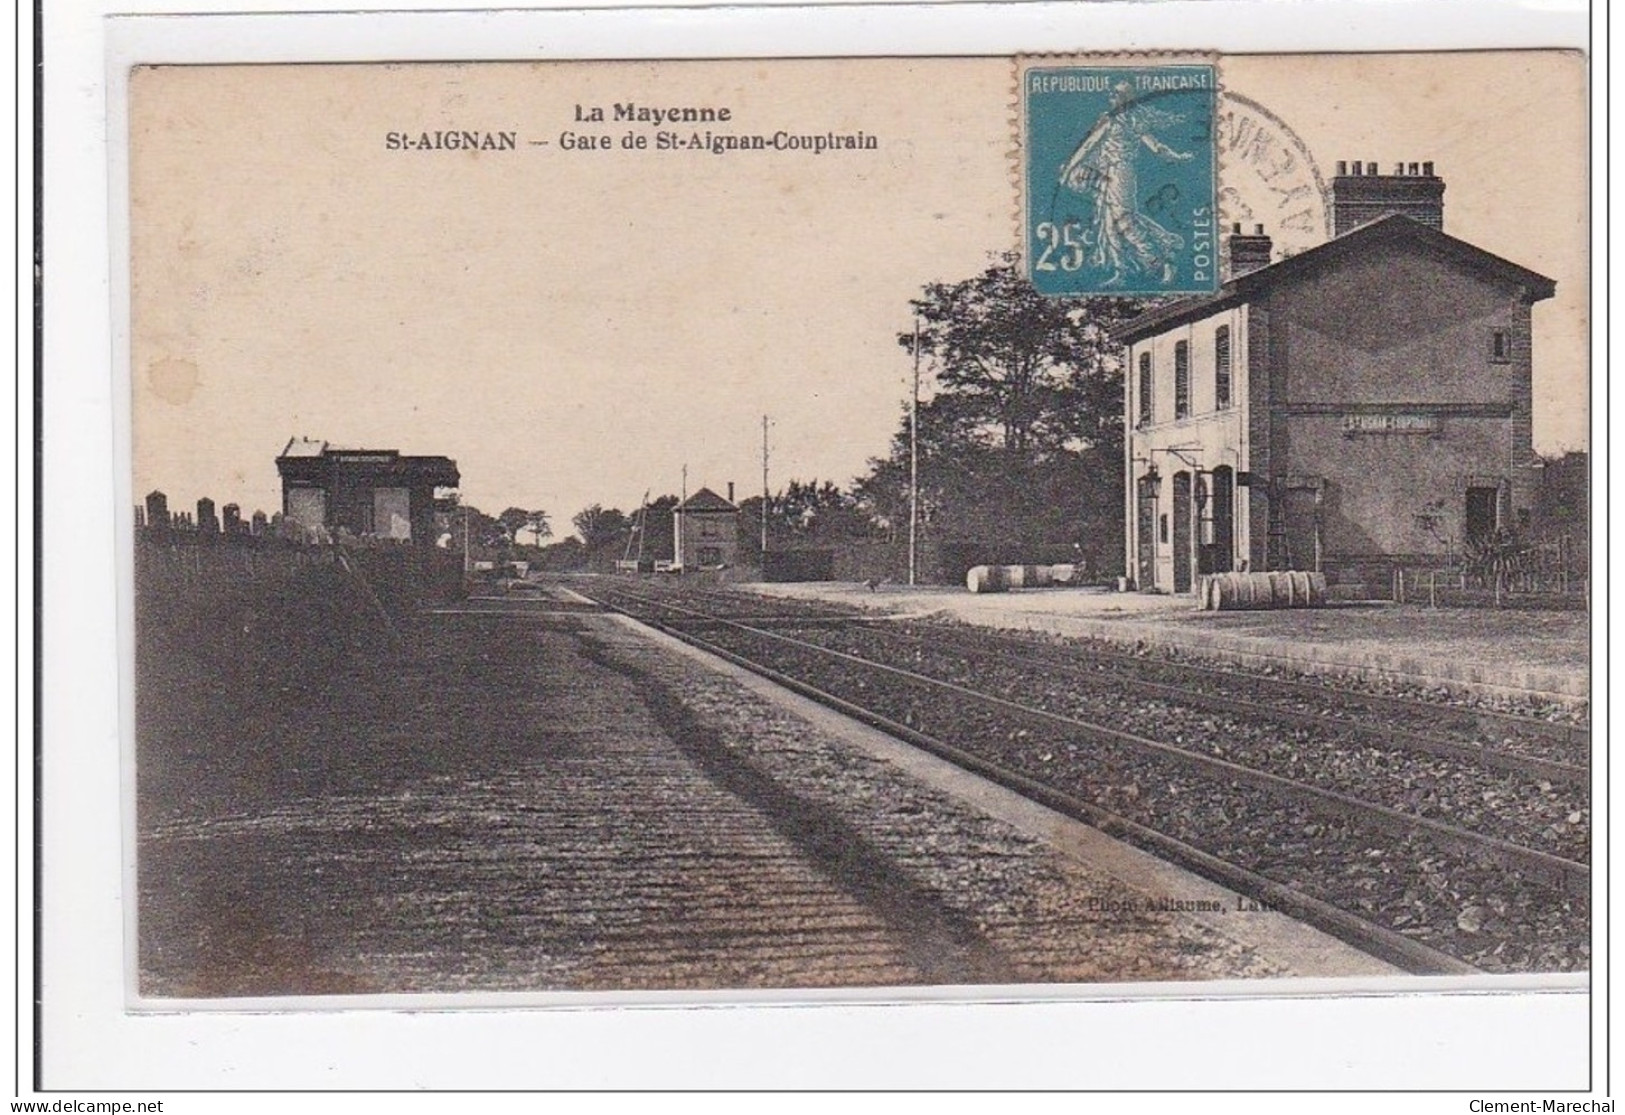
[672,487,739,569]
[1114,161,1555,596]
[275,438,460,545]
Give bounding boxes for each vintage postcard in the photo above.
[121,47,1588,1020]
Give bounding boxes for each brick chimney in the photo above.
[727,481,735,504]
[1226,223,1273,278]
[1330,158,1444,237]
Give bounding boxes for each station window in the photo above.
[1490,329,1512,363]
[1137,351,1153,427]
[1214,326,1232,410]
[1174,341,1190,419]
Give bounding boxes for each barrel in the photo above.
[967,563,1061,593]
[1303,571,1329,606]
[1267,571,1293,606]
[966,565,1008,594]
[1206,570,1328,610]
[1009,564,1055,589]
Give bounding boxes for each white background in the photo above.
[27,0,1606,1104]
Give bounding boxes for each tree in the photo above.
[437,496,507,553]
[857,253,1148,565]
[900,251,1147,461]
[737,480,873,553]
[497,507,552,548]
[573,504,631,550]
[525,510,553,546]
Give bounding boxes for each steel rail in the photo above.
[930,623,1591,752]
[859,626,1588,789]
[668,583,1589,750]
[591,586,1589,893]
[586,587,1478,976]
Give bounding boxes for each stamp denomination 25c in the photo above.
[1024,65,1219,297]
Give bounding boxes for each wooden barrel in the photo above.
[1305,571,1328,606]
[1267,571,1292,607]
[966,565,1008,593]
[1207,570,1329,610]
[1287,570,1311,606]
[1232,572,1262,609]
[967,564,1060,593]
[1012,564,1054,589]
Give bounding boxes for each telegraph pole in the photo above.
[679,465,688,568]
[761,414,771,557]
[908,317,921,587]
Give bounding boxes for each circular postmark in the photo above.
[1214,91,1331,262]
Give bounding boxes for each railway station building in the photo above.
[275,437,460,545]
[1115,162,1556,597]
[672,487,740,569]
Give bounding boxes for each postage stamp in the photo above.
[1023,64,1219,296]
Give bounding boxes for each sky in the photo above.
[129,53,1588,536]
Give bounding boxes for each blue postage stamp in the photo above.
[1025,65,1218,297]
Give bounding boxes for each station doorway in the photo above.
[1172,472,1193,593]
[1466,486,1500,547]
[1136,475,1158,590]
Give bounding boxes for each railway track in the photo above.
[653,584,1587,756]
[820,626,1588,792]
[892,623,1589,762]
[576,581,1590,976]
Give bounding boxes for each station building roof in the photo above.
[276,438,460,488]
[676,487,737,513]
[1111,214,1557,346]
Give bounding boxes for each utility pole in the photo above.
[909,317,921,587]
[634,490,649,563]
[761,414,770,558]
[462,502,470,575]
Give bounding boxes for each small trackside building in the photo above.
[672,487,740,569]
[1114,163,1555,596]
[275,438,460,545]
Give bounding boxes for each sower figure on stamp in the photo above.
[1058,82,1194,287]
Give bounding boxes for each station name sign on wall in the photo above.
[1341,413,1441,436]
